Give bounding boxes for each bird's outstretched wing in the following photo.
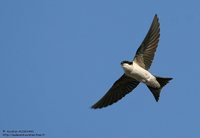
[91,74,139,109]
[134,14,160,70]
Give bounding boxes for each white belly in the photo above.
[123,62,160,88]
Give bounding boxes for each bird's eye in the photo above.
[129,62,133,65]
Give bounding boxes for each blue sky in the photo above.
[0,0,200,137]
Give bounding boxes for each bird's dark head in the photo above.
[120,60,133,66]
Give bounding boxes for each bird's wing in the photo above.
[91,74,140,109]
[133,14,160,70]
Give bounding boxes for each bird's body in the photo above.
[122,61,160,88]
[91,14,173,109]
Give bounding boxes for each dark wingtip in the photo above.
[91,104,97,109]
[155,98,159,102]
[169,78,173,80]
[91,103,104,109]
[91,106,97,109]
[91,106,95,109]
[91,103,111,109]
[154,14,159,21]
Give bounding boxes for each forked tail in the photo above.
[147,76,173,101]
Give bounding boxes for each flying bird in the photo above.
[91,14,173,109]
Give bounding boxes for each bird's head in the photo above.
[121,60,132,66]
[121,60,133,69]
[121,61,133,73]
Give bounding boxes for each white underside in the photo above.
[122,62,160,88]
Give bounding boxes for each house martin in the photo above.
[91,14,173,109]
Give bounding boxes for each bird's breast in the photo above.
[125,62,151,82]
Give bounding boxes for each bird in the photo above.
[91,14,173,109]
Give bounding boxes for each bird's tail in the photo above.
[147,76,173,102]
